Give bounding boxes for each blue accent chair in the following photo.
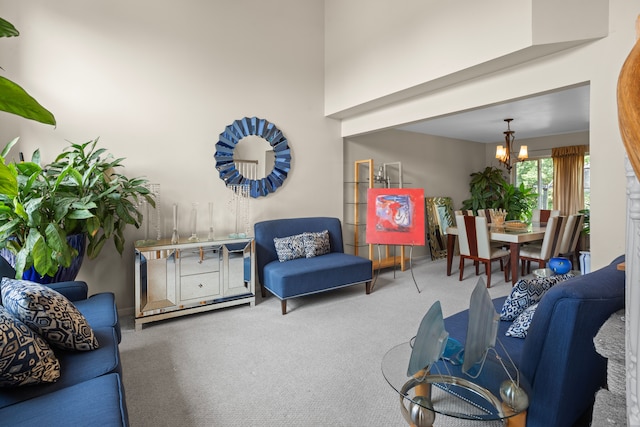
[254,217,373,314]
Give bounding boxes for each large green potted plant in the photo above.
[0,138,154,280]
[461,166,537,220]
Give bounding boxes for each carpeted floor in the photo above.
[119,257,526,426]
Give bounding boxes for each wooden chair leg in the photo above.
[485,261,491,287]
[365,281,372,294]
[459,257,465,281]
[475,260,480,276]
[281,300,287,315]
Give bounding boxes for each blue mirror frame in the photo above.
[214,117,291,198]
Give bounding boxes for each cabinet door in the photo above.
[222,241,253,298]
[135,249,178,316]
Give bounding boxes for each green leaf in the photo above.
[0,137,19,158]
[0,17,19,38]
[0,162,18,196]
[0,76,56,125]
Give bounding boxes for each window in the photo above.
[515,154,590,211]
[583,154,590,210]
[515,158,554,209]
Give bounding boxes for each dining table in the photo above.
[446,224,546,285]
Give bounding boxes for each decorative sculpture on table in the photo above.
[384,278,529,427]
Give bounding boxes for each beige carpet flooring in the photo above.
[119,257,529,426]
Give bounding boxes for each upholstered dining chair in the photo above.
[558,214,585,267]
[531,208,560,225]
[519,215,567,275]
[456,214,510,287]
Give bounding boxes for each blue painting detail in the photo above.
[375,194,413,232]
[214,117,291,198]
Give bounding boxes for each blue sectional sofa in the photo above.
[443,255,625,427]
[0,257,128,426]
[254,217,373,314]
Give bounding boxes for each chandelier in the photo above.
[495,118,528,172]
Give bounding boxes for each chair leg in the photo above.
[365,281,372,294]
[485,261,491,288]
[281,300,287,315]
[459,257,465,281]
[504,256,511,283]
[475,261,480,276]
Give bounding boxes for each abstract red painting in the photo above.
[366,188,425,246]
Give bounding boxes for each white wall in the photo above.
[329,1,640,270]
[0,0,340,311]
[324,0,608,117]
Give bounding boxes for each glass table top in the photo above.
[381,341,530,424]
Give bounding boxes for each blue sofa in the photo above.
[443,255,625,427]
[0,257,128,426]
[254,217,373,314]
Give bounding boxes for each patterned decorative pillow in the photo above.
[0,306,60,386]
[303,230,331,258]
[1,278,99,351]
[506,303,539,338]
[273,233,306,262]
[500,273,574,321]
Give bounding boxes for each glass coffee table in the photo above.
[382,341,530,426]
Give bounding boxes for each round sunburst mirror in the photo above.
[214,117,291,198]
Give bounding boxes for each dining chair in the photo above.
[454,210,474,216]
[558,214,585,267]
[532,208,560,225]
[519,215,567,275]
[456,214,510,287]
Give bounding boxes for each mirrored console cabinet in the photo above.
[134,237,255,330]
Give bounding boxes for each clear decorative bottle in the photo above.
[207,202,215,240]
[171,203,179,244]
[188,202,199,242]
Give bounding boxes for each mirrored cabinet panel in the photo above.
[135,238,255,330]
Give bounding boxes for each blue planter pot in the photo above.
[1,234,86,284]
[549,257,572,275]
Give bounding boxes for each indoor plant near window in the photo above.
[0,138,154,281]
[461,166,537,221]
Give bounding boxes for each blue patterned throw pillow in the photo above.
[273,233,306,262]
[1,278,99,351]
[0,306,60,386]
[303,230,331,258]
[500,273,574,321]
[506,303,538,338]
